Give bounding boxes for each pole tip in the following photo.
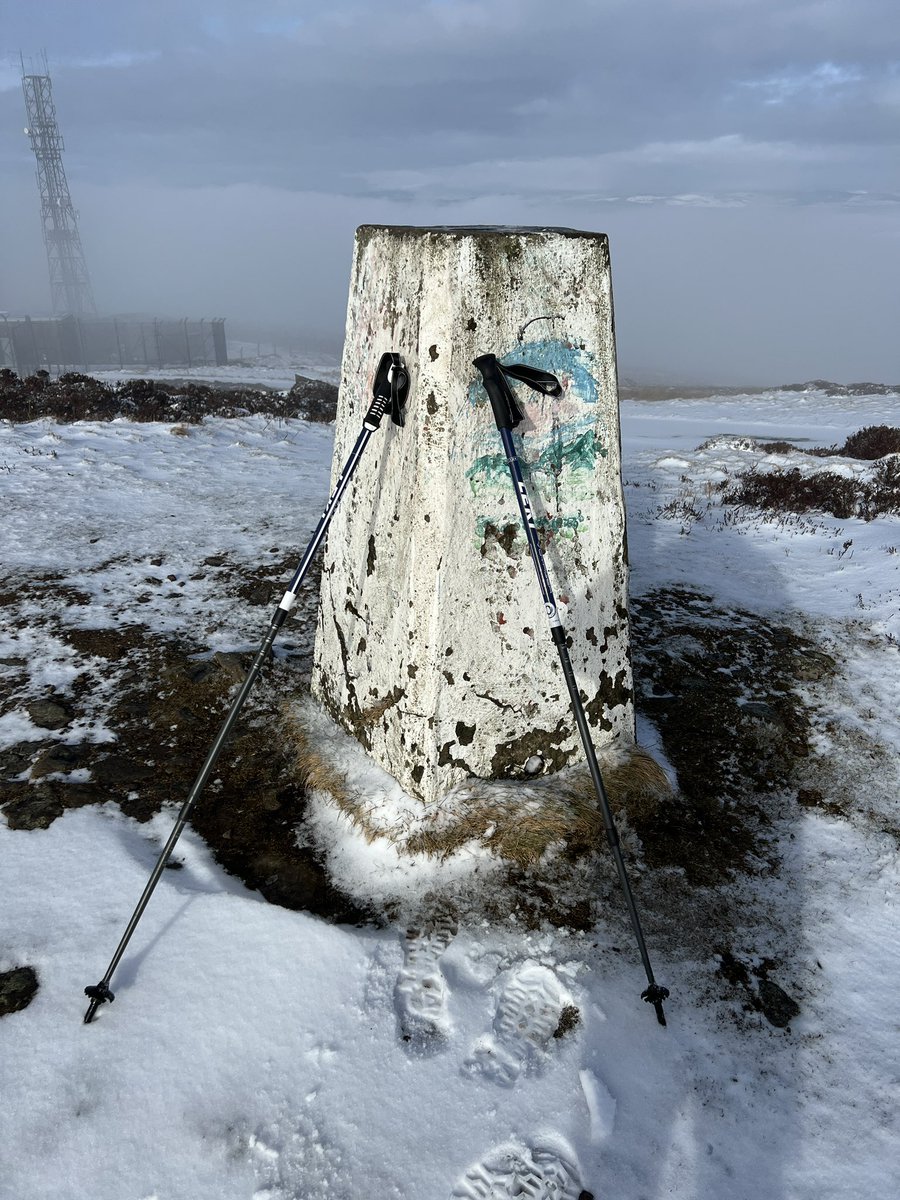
[641,983,670,1027]
[83,981,114,1023]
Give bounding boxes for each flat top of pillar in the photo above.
[357,223,608,241]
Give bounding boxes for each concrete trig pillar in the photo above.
[311,225,633,806]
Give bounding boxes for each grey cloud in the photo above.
[2,0,898,381]
[6,1,899,193]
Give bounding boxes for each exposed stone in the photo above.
[1,781,101,830]
[0,966,39,1017]
[2,789,66,830]
[29,743,85,779]
[213,650,252,682]
[26,699,72,730]
[757,978,801,1028]
[93,755,156,787]
[0,741,45,777]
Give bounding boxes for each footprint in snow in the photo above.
[451,1137,591,1200]
[394,911,458,1051]
[463,962,574,1086]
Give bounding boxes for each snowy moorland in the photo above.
[1,376,899,1200]
[90,343,341,393]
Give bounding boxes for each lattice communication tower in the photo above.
[21,57,96,316]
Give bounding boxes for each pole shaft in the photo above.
[93,626,278,992]
[85,424,375,1020]
[279,428,372,611]
[498,428,664,997]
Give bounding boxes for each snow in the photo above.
[2,378,899,1198]
[89,343,341,393]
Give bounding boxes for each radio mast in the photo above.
[21,55,97,316]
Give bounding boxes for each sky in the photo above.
[1,0,898,382]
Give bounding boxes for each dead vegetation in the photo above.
[834,425,900,460]
[727,456,900,520]
[287,711,672,870]
[1,566,835,935]
[0,368,337,424]
[747,424,900,461]
[725,425,900,520]
[0,566,364,923]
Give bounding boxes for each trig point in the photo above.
[310,225,634,806]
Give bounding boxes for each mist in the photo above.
[2,1,898,384]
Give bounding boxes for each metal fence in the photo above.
[0,316,228,377]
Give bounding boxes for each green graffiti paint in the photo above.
[537,512,584,539]
[466,430,606,498]
[533,429,607,480]
[466,452,510,496]
[466,337,608,545]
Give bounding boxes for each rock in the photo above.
[791,650,835,683]
[93,755,156,787]
[757,977,801,1028]
[741,701,780,721]
[0,741,45,777]
[2,789,66,830]
[186,660,218,684]
[29,743,85,779]
[0,966,39,1017]
[213,651,251,682]
[26,699,72,730]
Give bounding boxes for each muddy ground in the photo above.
[1,560,833,943]
[1,378,870,1029]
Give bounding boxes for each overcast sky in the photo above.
[2,0,898,382]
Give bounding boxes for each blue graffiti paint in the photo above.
[467,338,600,409]
[465,338,607,550]
[503,338,599,405]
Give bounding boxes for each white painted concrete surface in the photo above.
[310,225,633,804]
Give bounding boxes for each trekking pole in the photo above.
[83,352,409,1024]
[473,353,669,1026]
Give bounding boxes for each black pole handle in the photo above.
[473,354,523,429]
[473,354,562,431]
[365,352,409,429]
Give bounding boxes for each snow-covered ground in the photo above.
[90,343,341,392]
[1,377,898,1199]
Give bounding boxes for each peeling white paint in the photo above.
[310,225,633,803]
